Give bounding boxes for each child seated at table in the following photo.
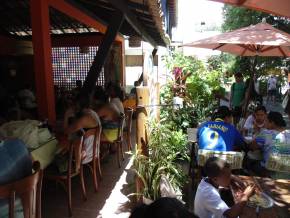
[194,157,255,218]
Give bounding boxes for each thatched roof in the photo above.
[0,0,178,47]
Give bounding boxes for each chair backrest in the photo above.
[117,113,126,141]
[68,135,84,174]
[82,126,102,163]
[124,108,134,132]
[0,161,43,218]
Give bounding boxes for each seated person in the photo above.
[63,94,101,165]
[242,105,267,136]
[194,157,255,218]
[197,106,245,151]
[130,197,198,218]
[107,83,125,114]
[96,95,123,143]
[247,111,287,177]
[91,86,107,110]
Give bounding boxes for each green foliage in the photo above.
[222,5,290,77]
[131,121,188,200]
[161,52,220,130]
[207,54,236,76]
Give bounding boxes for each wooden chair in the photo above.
[100,114,126,168]
[44,135,85,217]
[81,126,102,193]
[0,161,43,218]
[124,107,134,151]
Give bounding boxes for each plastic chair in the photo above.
[81,126,102,193]
[0,161,43,218]
[44,136,85,217]
[124,108,134,151]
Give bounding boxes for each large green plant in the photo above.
[161,52,221,130]
[131,121,188,200]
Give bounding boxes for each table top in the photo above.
[233,176,290,218]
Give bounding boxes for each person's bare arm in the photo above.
[248,140,260,150]
[223,185,255,218]
[65,115,88,135]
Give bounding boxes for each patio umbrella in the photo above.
[209,0,290,19]
[183,21,290,115]
[183,22,290,57]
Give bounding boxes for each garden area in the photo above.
[129,4,290,216]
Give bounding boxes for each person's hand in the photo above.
[241,184,255,201]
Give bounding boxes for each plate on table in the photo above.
[247,192,274,209]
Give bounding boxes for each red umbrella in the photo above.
[209,0,290,19]
[183,22,290,57]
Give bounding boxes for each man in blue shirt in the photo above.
[197,106,245,151]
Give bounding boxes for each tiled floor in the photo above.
[43,125,136,218]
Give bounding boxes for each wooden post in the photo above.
[81,10,124,95]
[30,0,56,124]
[136,87,150,155]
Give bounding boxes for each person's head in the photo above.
[234,72,243,83]
[204,157,231,188]
[93,86,107,102]
[76,94,90,113]
[254,105,267,124]
[76,80,82,89]
[108,83,124,100]
[130,197,198,218]
[213,106,233,124]
[266,111,286,130]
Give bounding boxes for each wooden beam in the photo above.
[108,0,158,47]
[48,0,123,42]
[81,10,124,94]
[30,0,56,124]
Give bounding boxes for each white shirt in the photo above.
[111,97,124,114]
[267,77,277,90]
[194,179,229,218]
[243,115,254,130]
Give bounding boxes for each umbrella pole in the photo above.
[242,56,257,116]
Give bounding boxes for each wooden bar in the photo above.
[48,0,123,42]
[30,0,56,124]
[136,87,150,154]
[81,10,124,94]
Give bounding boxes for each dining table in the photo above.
[30,137,58,169]
[231,176,290,218]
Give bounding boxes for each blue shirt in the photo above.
[197,120,244,151]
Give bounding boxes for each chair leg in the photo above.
[67,178,72,217]
[80,165,87,201]
[97,157,102,179]
[127,131,132,151]
[120,141,124,161]
[92,159,98,192]
[116,142,121,168]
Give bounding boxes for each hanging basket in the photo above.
[129,36,141,47]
